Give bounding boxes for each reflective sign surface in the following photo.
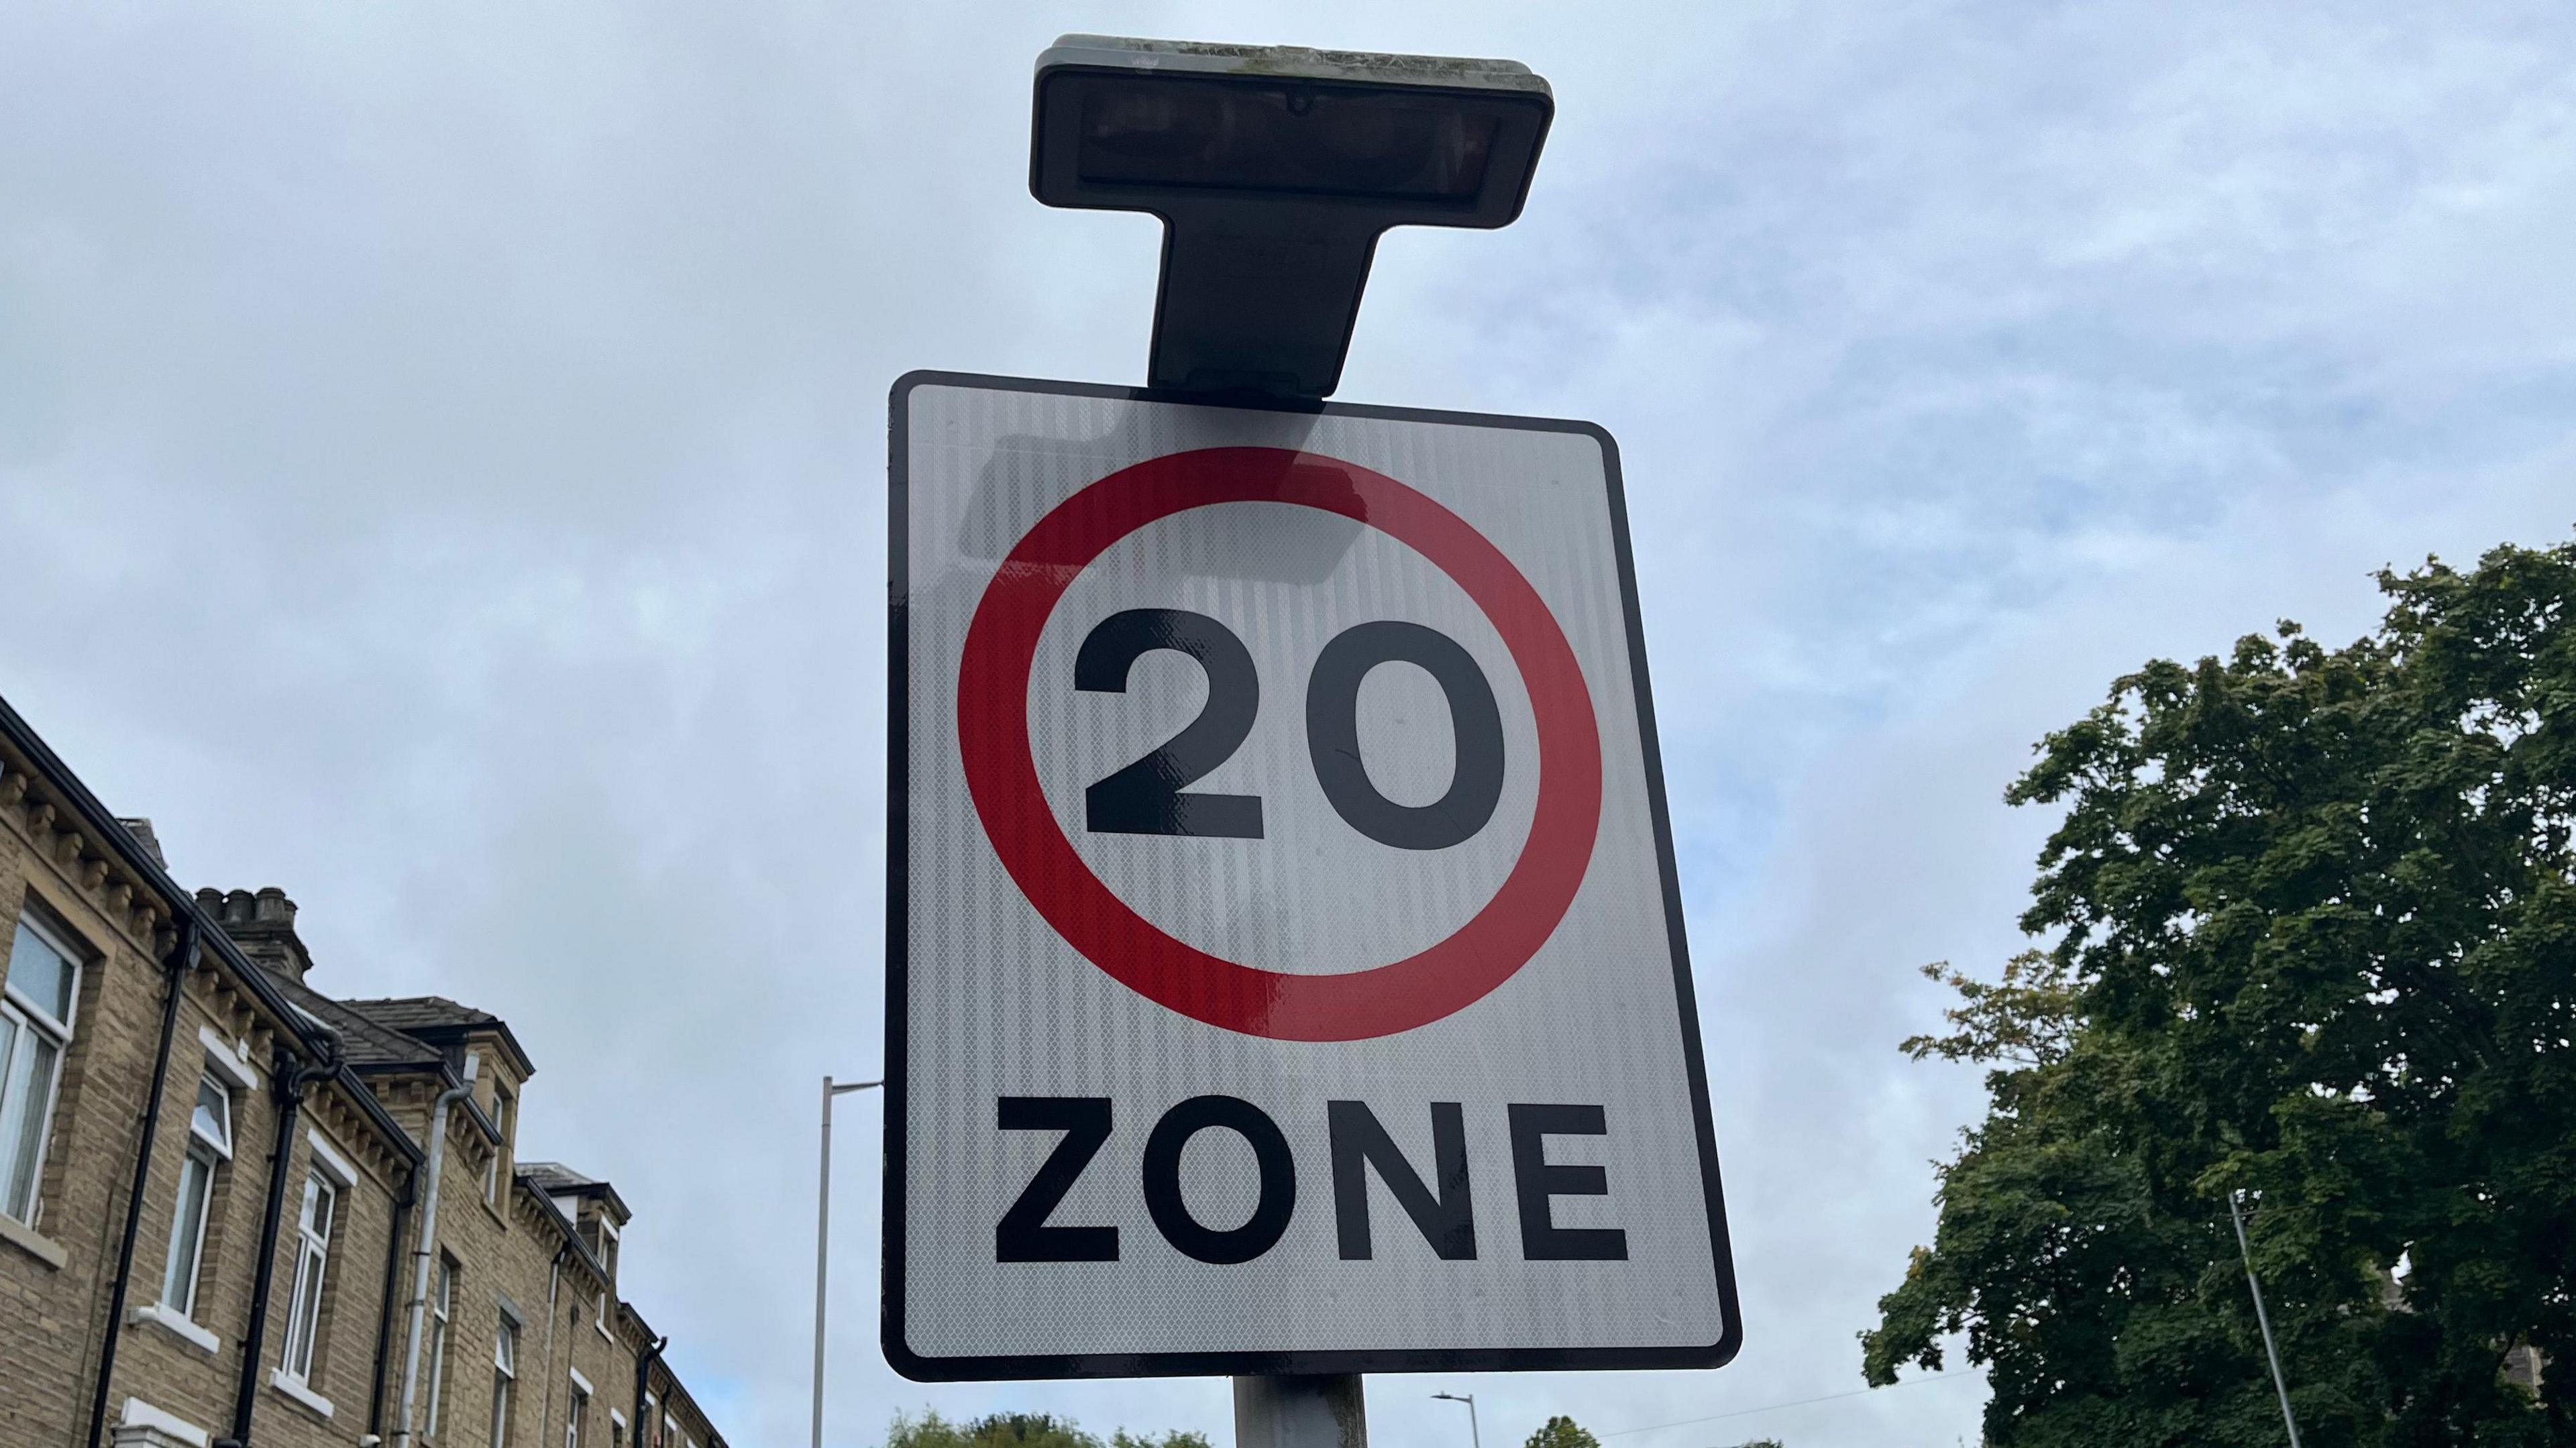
[887,372,1737,1380]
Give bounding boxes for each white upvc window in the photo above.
[488,1316,518,1448]
[594,1220,618,1336]
[484,1087,514,1205]
[158,1074,233,1316]
[425,1256,457,1435]
[0,913,84,1225]
[278,1170,338,1382]
[564,1381,590,1448]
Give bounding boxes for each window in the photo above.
[425,1256,457,1435]
[1,913,83,1225]
[158,1074,233,1316]
[278,1171,337,1382]
[485,1088,514,1204]
[488,1316,518,1448]
[564,1382,589,1448]
[594,1220,618,1335]
[610,1414,626,1448]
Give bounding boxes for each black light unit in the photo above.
[1032,36,1554,399]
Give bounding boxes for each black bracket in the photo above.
[1032,36,1554,400]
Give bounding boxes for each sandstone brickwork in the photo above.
[0,695,728,1448]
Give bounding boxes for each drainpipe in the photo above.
[633,1335,668,1448]
[84,915,199,1448]
[218,1023,343,1448]
[390,1055,480,1448]
[367,1161,420,1440]
[535,1243,572,1448]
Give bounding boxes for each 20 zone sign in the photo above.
[888,372,1739,1381]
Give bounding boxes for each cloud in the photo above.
[5,1,2571,1445]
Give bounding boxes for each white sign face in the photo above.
[885,372,1738,1380]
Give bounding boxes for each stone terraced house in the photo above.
[0,692,730,1448]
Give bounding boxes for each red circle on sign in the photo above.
[957,447,1603,1042]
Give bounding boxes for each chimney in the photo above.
[197,886,317,985]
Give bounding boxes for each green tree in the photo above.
[885,1410,1092,1448]
[1523,1417,1601,1448]
[1112,1432,1214,1448]
[886,1412,1211,1448]
[1862,539,2576,1447]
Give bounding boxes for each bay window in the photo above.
[484,1087,514,1204]
[278,1170,338,1382]
[1,913,83,1225]
[488,1316,518,1448]
[158,1074,233,1316]
[425,1256,456,1435]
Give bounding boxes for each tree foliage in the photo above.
[1523,1416,1602,1448]
[885,1410,1212,1448]
[1863,539,2576,1446]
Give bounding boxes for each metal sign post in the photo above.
[881,38,1741,1446]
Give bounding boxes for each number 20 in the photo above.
[1076,608,1506,851]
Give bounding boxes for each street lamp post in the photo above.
[2229,1190,2304,1448]
[1432,1393,1479,1448]
[813,1075,883,1448]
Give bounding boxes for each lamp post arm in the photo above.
[2231,1190,2303,1448]
[813,1076,883,1448]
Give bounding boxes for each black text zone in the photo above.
[994,1096,1629,1266]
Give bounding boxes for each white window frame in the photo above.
[488,1314,519,1448]
[594,1219,618,1337]
[305,1127,359,1188]
[425,1254,457,1436]
[197,1025,260,1092]
[485,1086,514,1205]
[1,911,86,1227]
[564,1376,590,1448]
[158,1072,234,1319]
[277,1169,338,1385]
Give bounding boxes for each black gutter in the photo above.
[633,1335,668,1448]
[215,1031,339,1448]
[368,1160,419,1439]
[83,915,200,1448]
[0,694,423,1172]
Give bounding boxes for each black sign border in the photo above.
[885,369,1743,1382]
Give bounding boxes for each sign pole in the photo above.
[1038,42,1552,1440]
[1236,1374,1366,1448]
[878,30,1740,1411]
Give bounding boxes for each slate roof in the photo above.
[339,995,537,1078]
[340,995,502,1031]
[274,977,443,1071]
[519,1160,630,1223]
[516,1160,597,1194]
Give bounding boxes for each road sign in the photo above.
[885,371,1739,1380]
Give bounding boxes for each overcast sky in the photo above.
[5,2,2573,1445]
